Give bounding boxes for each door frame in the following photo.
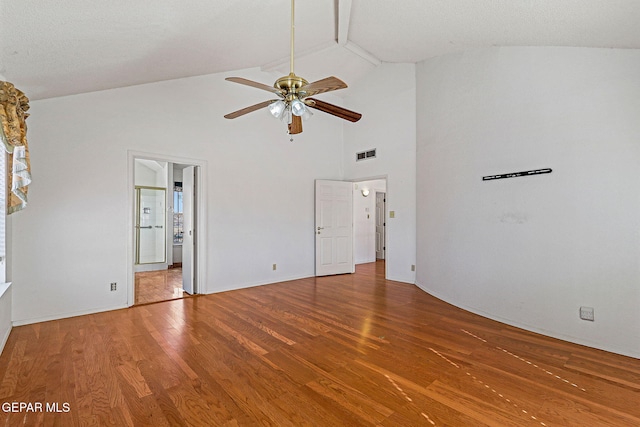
[181,165,196,295]
[350,175,388,280]
[127,150,208,306]
[375,191,386,260]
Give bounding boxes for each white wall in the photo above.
[416,47,640,358]
[353,179,386,264]
[134,161,156,187]
[134,159,167,188]
[11,67,343,324]
[343,63,417,283]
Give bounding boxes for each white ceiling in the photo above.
[2,0,640,100]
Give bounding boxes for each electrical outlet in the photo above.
[272,264,277,271]
[411,265,415,272]
[110,282,117,291]
[579,306,594,321]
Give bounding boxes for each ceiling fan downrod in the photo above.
[290,0,295,75]
[273,0,309,102]
[274,0,307,100]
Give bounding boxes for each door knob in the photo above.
[317,227,324,230]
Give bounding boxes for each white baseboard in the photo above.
[12,304,128,327]
[0,325,11,355]
[414,280,640,360]
[207,273,312,294]
[134,262,168,273]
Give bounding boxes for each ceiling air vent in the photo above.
[356,148,376,162]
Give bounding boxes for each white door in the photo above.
[182,166,195,294]
[315,180,353,276]
[375,192,386,259]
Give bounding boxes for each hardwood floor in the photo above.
[1,261,639,426]
[135,268,189,305]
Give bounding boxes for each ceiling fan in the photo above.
[223,0,362,136]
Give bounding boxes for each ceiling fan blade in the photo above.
[288,115,303,134]
[298,76,348,97]
[224,100,276,119]
[305,98,362,122]
[225,77,284,96]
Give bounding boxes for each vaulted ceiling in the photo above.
[2,0,640,100]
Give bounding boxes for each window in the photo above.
[173,182,183,244]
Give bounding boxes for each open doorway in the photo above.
[375,191,386,260]
[353,178,387,271]
[129,153,206,306]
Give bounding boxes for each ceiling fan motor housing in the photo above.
[275,73,309,101]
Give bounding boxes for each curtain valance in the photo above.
[0,81,31,214]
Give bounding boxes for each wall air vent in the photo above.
[356,148,376,162]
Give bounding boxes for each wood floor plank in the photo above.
[135,268,188,305]
[1,260,639,426]
[269,390,354,427]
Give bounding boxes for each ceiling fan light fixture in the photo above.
[281,106,293,125]
[290,99,307,117]
[268,100,286,118]
[301,107,313,121]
